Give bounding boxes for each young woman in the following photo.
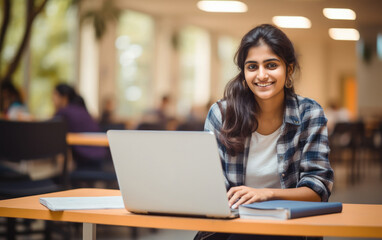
[53,83,106,170]
[0,81,31,120]
[195,24,333,240]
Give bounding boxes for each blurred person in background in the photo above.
[0,80,33,179]
[176,104,206,131]
[155,95,172,125]
[98,96,128,132]
[99,96,116,126]
[150,95,173,127]
[52,83,107,170]
[0,80,32,120]
[138,94,174,130]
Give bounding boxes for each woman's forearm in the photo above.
[270,186,321,202]
[227,186,321,208]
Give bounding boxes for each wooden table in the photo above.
[66,133,108,146]
[1,189,382,240]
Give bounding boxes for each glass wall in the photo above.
[115,10,155,118]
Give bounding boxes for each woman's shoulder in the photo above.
[208,100,226,113]
[285,94,326,124]
[288,94,324,111]
[55,104,89,119]
[205,100,226,127]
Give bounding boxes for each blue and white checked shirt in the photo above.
[204,94,334,202]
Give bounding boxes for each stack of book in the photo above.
[239,200,343,220]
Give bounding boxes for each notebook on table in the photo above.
[107,130,238,219]
[239,200,343,220]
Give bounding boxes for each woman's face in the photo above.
[244,43,288,104]
[52,90,68,110]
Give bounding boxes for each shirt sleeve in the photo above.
[297,104,334,202]
[204,102,230,189]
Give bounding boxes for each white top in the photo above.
[245,127,282,189]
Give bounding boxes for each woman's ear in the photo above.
[287,63,294,78]
[288,64,294,77]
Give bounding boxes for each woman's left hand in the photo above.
[227,186,275,209]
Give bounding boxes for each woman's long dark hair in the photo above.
[55,83,87,109]
[220,24,299,155]
[0,80,23,113]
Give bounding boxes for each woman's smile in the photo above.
[254,81,275,88]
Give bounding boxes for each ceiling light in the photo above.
[323,8,356,20]
[197,1,248,13]
[272,16,312,29]
[329,28,360,41]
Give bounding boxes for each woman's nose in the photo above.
[256,67,268,81]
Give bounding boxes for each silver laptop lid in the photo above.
[107,130,233,218]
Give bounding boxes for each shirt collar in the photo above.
[284,93,301,126]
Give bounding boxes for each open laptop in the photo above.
[107,130,238,219]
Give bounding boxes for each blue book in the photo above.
[239,200,342,220]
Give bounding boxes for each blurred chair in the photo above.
[69,125,121,189]
[0,119,69,239]
[371,121,382,178]
[329,122,365,184]
[136,121,166,130]
[69,167,118,189]
[68,145,118,189]
[99,122,126,132]
[176,120,205,131]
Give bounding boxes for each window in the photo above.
[29,0,77,118]
[0,0,26,91]
[178,26,210,116]
[115,10,154,118]
[218,35,240,97]
[0,0,77,118]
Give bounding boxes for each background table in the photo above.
[67,133,108,146]
[1,188,382,239]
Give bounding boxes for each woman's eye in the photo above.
[247,64,257,70]
[267,63,278,69]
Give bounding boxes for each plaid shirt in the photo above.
[204,94,334,202]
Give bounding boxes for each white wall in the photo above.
[294,39,327,107]
[326,41,357,104]
[358,54,382,118]
[292,38,357,111]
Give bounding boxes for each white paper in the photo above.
[40,196,124,211]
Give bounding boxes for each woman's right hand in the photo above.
[227,186,275,209]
